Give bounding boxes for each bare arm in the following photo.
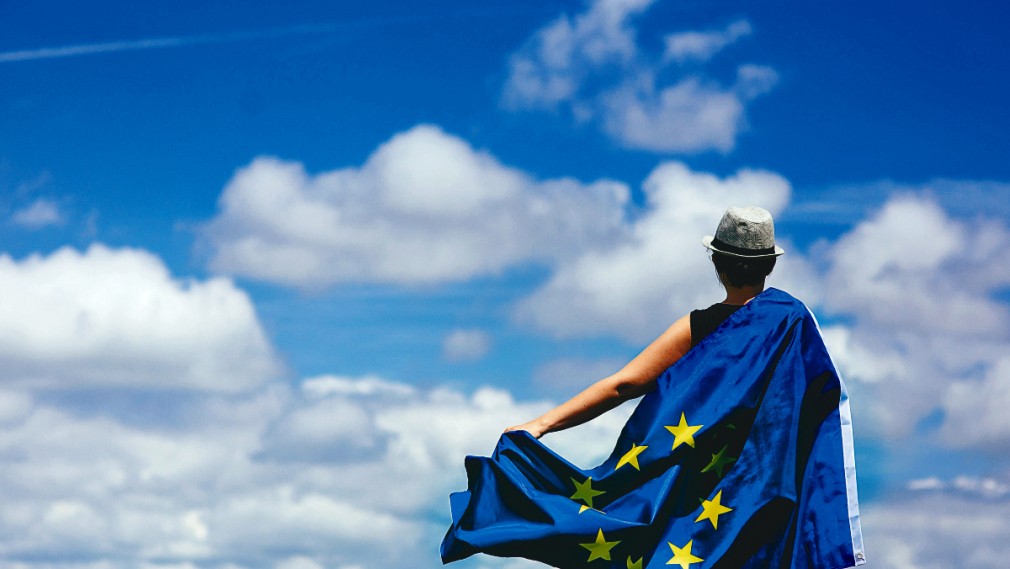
[506,314,692,439]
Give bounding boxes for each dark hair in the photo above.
[711,253,776,287]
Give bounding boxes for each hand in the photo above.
[505,419,547,439]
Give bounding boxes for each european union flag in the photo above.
[441,289,864,568]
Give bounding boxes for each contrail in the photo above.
[0,36,196,63]
[0,20,410,64]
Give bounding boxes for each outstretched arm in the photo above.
[506,314,692,438]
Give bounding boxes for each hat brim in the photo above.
[702,236,784,258]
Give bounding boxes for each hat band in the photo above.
[711,237,776,257]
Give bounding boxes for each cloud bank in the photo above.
[5,173,1010,568]
[0,374,631,569]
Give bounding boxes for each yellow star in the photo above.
[578,504,605,514]
[664,413,703,450]
[570,476,606,509]
[700,445,736,478]
[627,556,644,569]
[616,442,649,471]
[695,489,733,529]
[666,539,704,568]
[579,528,620,562]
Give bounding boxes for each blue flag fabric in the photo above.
[441,289,864,568]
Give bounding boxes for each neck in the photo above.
[721,281,765,305]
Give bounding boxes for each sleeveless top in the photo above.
[690,303,744,347]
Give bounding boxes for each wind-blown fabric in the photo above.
[441,289,864,568]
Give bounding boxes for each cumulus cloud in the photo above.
[503,1,773,152]
[0,390,281,561]
[201,125,629,288]
[817,195,1010,443]
[599,68,777,153]
[516,160,801,342]
[0,374,632,568]
[599,64,777,153]
[442,329,492,362]
[823,196,1001,334]
[600,75,743,152]
[0,244,281,392]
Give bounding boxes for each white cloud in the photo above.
[908,475,1010,498]
[600,66,777,153]
[817,195,1010,442]
[663,19,752,64]
[0,373,634,567]
[601,75,739,153]
[943,356,1010,450]
[11,198,64,229]
[516,160,795,342]
[259,395,380,461]
[442,329,492,362]
[532,356,626,394]
[503,2,772,153]
[275,558,324,569]
[906,477,945,491]
[0,244,281,392]
[301,374,416,398]
[824,196,989,333]
[819,325,908,384]
[861,492,1010,569]
[502,0,655,109]
[201,124,630,288]
[734,64,779,99]
[0,389,33,423]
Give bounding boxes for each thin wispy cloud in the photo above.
[0,19,409,64]
[0,36,190,63]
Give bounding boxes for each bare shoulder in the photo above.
[617,314,693,388]
[653,313,692,356]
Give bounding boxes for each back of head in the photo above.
[702,206,783,287]
[711,253,776,287]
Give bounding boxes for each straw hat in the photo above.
[702,206,785,258]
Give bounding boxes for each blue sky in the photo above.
[2,1,1010,568]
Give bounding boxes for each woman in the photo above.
[506,206,782,440]
[442,206,864,569]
